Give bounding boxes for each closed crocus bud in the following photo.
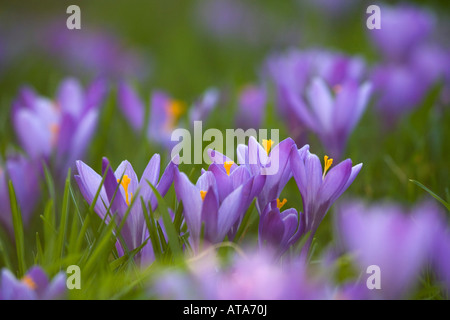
[259,199,304,257]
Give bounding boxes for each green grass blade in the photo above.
[410,179,450,211]
[8,180,26,277]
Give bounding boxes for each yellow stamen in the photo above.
[224,161,234,176]
[21,275,37,290]
[117,175,133,206]
[262,139,274,155]
[200,190,207,201]
[277,198,287,209]
[164,99,186,131]
[323,155,333,178]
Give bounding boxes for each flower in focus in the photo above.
[0,266,66,300]
[12,77,107,179]
[0,154,40,233]
[259,199,304,257]
[235,84,266,130]
[236,136,296,214]
[290,144,362,257]
[174,160,264,250]
[75,155,178,265]
[337,200,443,299]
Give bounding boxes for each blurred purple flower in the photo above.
[259,199,304,257]
[12,77,107,179]
[118,82,218,149]
[266,49,366,147]
[0,266,66,300]
[235,84,266,130]
[189,87,220,125]
[194,0,301,47]
[75,155,178,265]
[236,137,296,214]
[154,249,327,299]
[0,154,40,233]
[45,24,150,80]
[369,5,435,62]
[337,201,443,299]
[289,77,371,159]
[290,144,362,258]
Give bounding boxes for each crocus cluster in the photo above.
[369,5,450,124]
[75,155,178,265]
[266,49,371,159]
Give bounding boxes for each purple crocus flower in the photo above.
[337,201,443,299]
[235,84,266,130]
[75,155,178,265]
[0,154,40,233]
[174,160,264,250]
[12,77,107,179]
[369,5,435,62]
[290,144,362,257]
[266,49,366,146]
[259,199,305,257]
[235,136,296,214]
[189,87,220,125]
[154,249,327,300]
[0,266,66,300]
[118,82,218,149]
[288,77,371,159]
[205,149,265,240]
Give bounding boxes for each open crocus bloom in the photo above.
[75,154,178,265]
[12,77,107,179]
[235,136,295,214]
[0,266,66,300]
[290,144,362,256]
[174,160,264,250]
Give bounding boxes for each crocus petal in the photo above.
[118,81,145,131]
[14,108,51,158]
[319,159,352,204]
[174,170,202,240]
[57,78,84,120]
[201,186,219,243]
[42,272,67,300]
